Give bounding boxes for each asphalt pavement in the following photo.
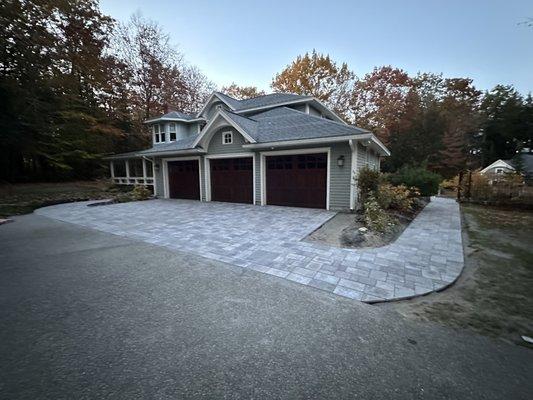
[1,214,531,399]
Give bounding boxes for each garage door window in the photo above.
[267,156,292,170]
[297,154,327,169]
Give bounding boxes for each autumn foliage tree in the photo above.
[222,83,265,100]
[350,66,412,146]
[271,50,355,120]
[0,2,213,182]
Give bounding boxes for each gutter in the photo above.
[104,148,206,160]
[242,134,391,156]
[143,117,205,124]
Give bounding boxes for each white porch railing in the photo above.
[110,159,154,186]
[111,177,154,185]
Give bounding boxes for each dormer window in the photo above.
[222,131,233,145]
[153,124,167,143]
[153,124,161,143]
[160,124,166,142]
[169,123,176,141]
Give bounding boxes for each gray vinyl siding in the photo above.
[288,104,322,117]
[188,123,200,136]
[153,156,164,197]
[308,105,321,117]
[328,142,352,211]
[206,101,228,120]
[355,144,379,171]
[356,143,367,171]
[175,123,190,140]
[207,127,247,154]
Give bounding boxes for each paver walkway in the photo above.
[35,197,464,302]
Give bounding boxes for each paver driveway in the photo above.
[36,197,464,302]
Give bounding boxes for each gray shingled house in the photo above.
[107,92,390,210]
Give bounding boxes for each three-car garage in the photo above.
[164,151,329,209]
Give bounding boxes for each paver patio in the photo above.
[35,197,464,302]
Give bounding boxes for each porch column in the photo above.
[110,161,115,178]
[142,158,147,180]
[125,159,130,180]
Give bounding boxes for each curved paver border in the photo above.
[35,197,464,302]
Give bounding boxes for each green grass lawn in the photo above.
[385,203,533,348]
[0,181,119,218]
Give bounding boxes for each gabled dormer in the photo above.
[196,92,240,120]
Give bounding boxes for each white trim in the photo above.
[195,92,237,118]
[140,149,206,158]
[162,156,203,200]
[142,158,147,178]
[480,159,515,174]
[204,152,256,204]
[152,157,157,196]
[222,131,233,145]
[191,109,256,148]
[144,117,205,124]
[349,140,357,210]
[243,133,390,156]
[259,147,331,210]
[235,98,311,115]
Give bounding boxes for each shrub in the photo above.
[388,166,442,196]
[375,183,418,212]
[357,166,382,201]
[363,195,397,233]
[131,185,152,201]
[439,176,459,191]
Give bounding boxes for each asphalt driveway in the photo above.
[0,214,532,399]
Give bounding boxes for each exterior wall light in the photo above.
[337,155,345,167]
[154,163,160,172]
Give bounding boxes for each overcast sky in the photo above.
[100,0,532,95]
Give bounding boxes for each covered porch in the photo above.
[109,157,155,187]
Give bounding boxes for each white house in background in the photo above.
[480,159,516,176]
[480,153,533,184]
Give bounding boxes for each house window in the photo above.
[160,124,166,142]
[153,125,160,143]
[496,168,503,174]
[169,123,176,141]
[222,131,233,145]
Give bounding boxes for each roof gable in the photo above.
[480,159,515,173]
[192,109,257,148]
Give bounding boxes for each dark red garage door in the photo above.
[210,157,253,204]
[266,153,327,209]
[168,160,200,200]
